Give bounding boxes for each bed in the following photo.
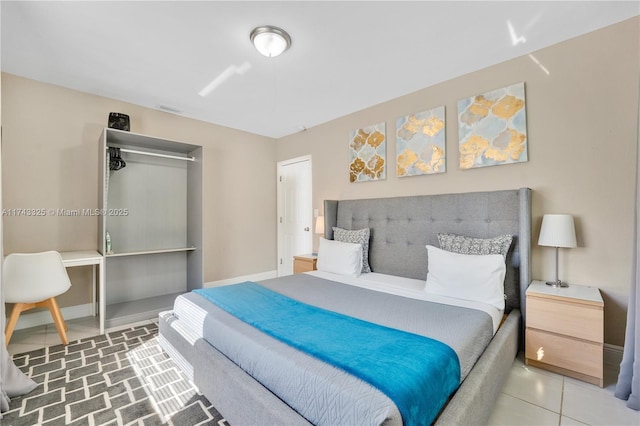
[159,187,532,425]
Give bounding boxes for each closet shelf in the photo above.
[106,247,196,257]
[105,291,185,329]
[98,127,203,334]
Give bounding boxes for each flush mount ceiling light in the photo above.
[250,25,291,57]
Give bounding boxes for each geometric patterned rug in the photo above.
[3,323,228,426]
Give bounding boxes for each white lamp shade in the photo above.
[538,214,577,248]
[315,216,325,235]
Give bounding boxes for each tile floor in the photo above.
[7,318,640,426]
[487,354,640,426]
[6,316,157,356]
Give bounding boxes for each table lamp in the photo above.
[315,216,325,235]
[538,214,577,287]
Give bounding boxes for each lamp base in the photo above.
[546,280,569,288]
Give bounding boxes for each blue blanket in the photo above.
[194,282,460,426]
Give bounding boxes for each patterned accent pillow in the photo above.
[437,233,513,259]
[332,227,371,273]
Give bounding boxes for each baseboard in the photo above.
[8,294,627,370]
[204,270,278,288]
[604,343,624,367]
[6,270,278,329]
[8,303,94,331]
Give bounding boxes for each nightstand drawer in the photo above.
[526,329,603,379]
[293,255,317,273]
[527,296,603,343]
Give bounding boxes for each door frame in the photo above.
[276,155,312,276]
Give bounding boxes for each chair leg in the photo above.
[44,298,69,345]
[4,303,31,346]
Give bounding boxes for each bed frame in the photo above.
[159,188,532,425]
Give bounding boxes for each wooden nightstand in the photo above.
[525,280,604,387]
[293,254,317,274]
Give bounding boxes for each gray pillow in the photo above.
[437,233,513,259]
[332,227,371,273]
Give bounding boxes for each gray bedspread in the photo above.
[174,274,494,425]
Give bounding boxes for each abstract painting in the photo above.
[396,106,446,177]
[457,82,528,169]
[349,122,386,182]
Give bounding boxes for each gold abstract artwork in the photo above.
[458,82,528,169]
[396,106,446,177]
[349,123,386,182]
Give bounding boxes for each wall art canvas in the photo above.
[457,82,528,169]
[396,106,446,177]
[349,122,386,182]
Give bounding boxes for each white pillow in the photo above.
[425,245,506,310]
[316,238,363,277]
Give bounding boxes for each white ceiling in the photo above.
[2,1,638,139]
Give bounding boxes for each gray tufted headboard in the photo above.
[324,188,531,313]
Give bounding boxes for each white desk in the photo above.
[60,251,105,334]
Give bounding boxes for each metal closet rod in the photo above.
[107,147,195,162]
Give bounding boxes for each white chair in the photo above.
[3,251,72,345]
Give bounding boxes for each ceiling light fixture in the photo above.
[250,25,291,58]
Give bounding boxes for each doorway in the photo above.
[277,155,312,276]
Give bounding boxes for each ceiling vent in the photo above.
[156,104,184,114]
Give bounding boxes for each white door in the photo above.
[277,156,312,276]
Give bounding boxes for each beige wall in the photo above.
[2,18,637,346]
[1,31,5,346]
[1,73,277,308]
[276,18,639,346]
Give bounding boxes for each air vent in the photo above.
[156,104,184,114]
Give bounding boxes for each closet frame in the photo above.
[98,128,203,329]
